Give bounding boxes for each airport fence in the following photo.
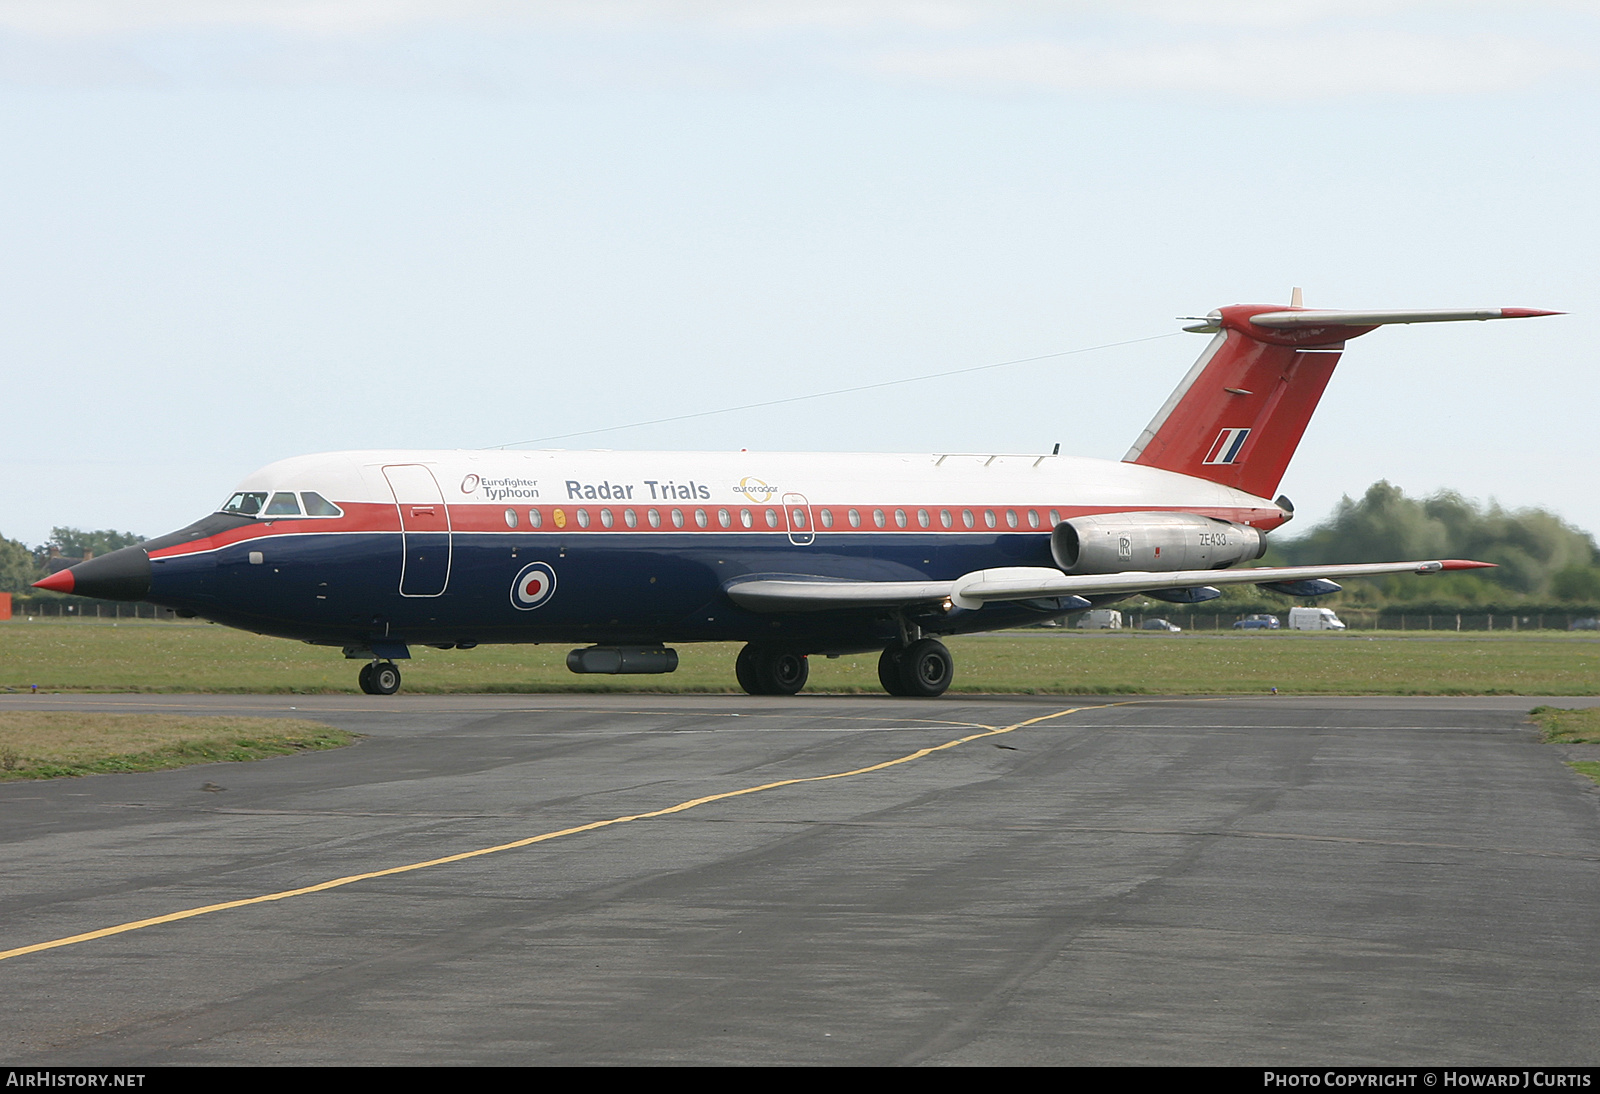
[1110,609,1600,633]
[7,598,179,621]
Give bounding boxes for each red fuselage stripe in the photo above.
[147,501,1289,560]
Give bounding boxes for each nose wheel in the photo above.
[358,661,402,695]
[878,638,953,697]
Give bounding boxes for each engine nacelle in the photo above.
[1051,512,1265,575]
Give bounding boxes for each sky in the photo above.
[2,1,1596,548]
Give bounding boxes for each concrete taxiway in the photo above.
[1,692,1598,1065]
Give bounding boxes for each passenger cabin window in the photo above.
[302,492,343,517]
[529,509,543,528]
[820,509,834,528]
[221,492,268,517]
[917,509,930,528]
[263,492,302,517]
[1027,510,1040,529]
[504,509,519,529]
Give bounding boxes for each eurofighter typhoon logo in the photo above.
[463,473,541,501]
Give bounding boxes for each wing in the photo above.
[725,560,1492,613]
[723,576,957,612]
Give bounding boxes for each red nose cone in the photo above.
[33,569,75,593]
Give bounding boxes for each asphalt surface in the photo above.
[2,692,1598,1066]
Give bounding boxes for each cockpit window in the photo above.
[221,492,268,516]
[301,492,343,517]
[264,492,302,517]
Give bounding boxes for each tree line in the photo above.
[1261,481,1600,609]
[0,528,144,596]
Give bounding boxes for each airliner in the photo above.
[36,296,1558,696]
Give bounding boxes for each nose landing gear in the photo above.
[358,661,402,695]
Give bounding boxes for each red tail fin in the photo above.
[1124,300,1560,500]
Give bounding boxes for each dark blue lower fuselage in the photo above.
[147,526,1065,653]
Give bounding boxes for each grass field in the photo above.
[3,620,1597,695]
[0,712,352,779]
[1529,706,1600,743]
[1529,707,1600,786]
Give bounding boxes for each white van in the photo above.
[1076,609,1123,630]
[1289,607,1346,631]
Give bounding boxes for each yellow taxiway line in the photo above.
[0,703,1096,963]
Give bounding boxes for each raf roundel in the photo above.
[510,562,557,611]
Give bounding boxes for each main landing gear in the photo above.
[735,643,810,696]
[877,638,954,698]
[358,661,402,695]
[732,638,955,698]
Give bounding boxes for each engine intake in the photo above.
[1051,512,1265,574]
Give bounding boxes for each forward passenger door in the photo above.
[383,464,453,596]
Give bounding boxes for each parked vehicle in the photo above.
[1076,609,1123,630]
[1289,607,1346,631]
[1233,614,1280,630]
[1140,618,1182,632]
[1571,618,1599,631]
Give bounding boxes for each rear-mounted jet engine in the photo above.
[1051,512,1266,574]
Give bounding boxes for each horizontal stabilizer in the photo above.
[1248,307,1561,329]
